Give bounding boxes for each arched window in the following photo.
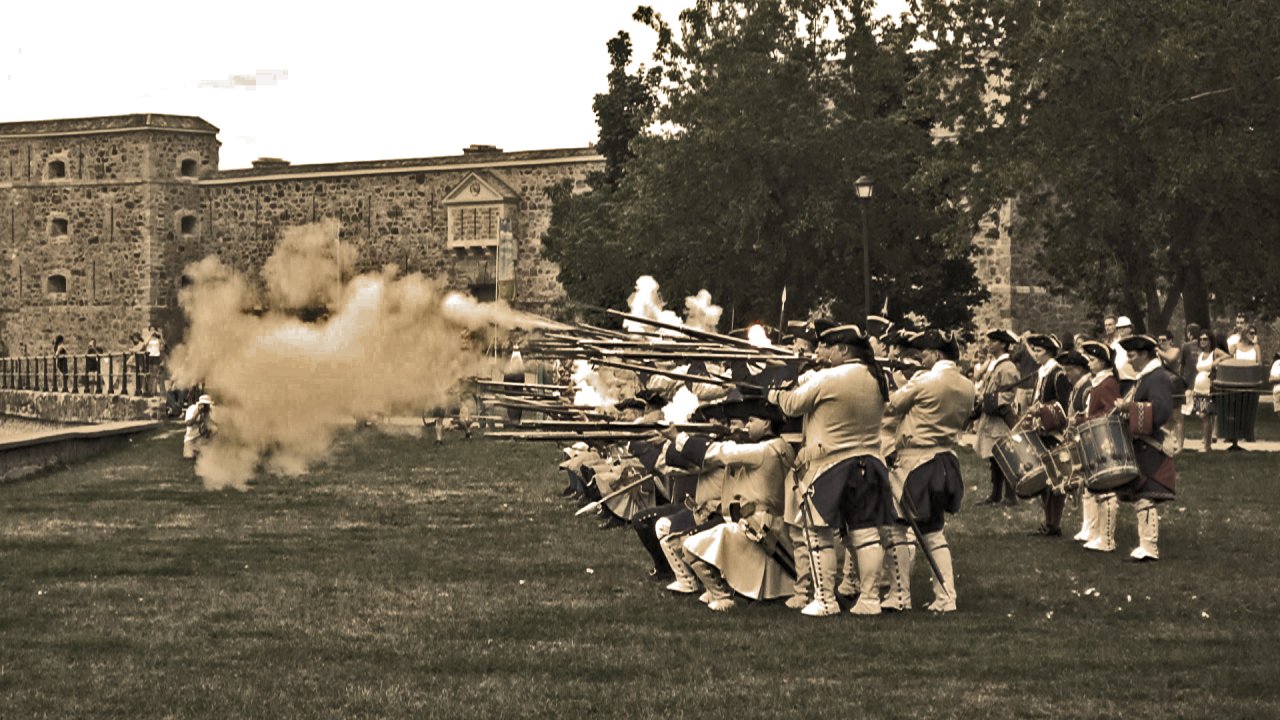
[46,274,68,294]
[48,159,67,179]
[180,158,199,177]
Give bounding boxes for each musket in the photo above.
[484,399,611,420]
[485,430,657,442]
[590,358,761,391]
[898,482,949,600]
[575,473,653,516]
[797,481,824,604]
[473,379,566,392]
[514,420,726,433]
[606,309,794,356]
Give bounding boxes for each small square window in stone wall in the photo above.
[180,215,197,234]
[48,160,66,179]
[50,218,69,236]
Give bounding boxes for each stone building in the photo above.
[0,114,600,355]
[0,112,1082,357]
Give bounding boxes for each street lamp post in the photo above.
[854,175,874,322]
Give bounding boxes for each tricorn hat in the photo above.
[1056,350,1089,369]
[908,329,960,356]
[1119,334,1158,354]
[784,320,816,345]
[985,328,1018,346]
[864,315,894,339]
[819,323,869,347]
[1026,333,1062,354]
[1080,341,1113,365]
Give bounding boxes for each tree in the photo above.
[541,31,662,315]
[910,0,1280,329]
[543,0,987,329]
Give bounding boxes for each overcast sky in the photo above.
[2,1,906,170]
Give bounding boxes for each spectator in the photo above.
[1270,352,1280,416]
[144,328,166,395]
[1233,326,1262,365]
[53,335,69,391]
[1192,331,1230,453]
[1111,316,1137,387]
[85,339,102,393]
[1156,330,1185,451]
[1102,315,1117,345]
[1178,323,1202,443]
[183,394,216,460]
[1226,313,1248,354]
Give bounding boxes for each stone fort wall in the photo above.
[0,114,597,355]
[1,112,1078,357]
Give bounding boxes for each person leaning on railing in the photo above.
[85,340,102,393]
[54,335,69,391]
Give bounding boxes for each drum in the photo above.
[1044,441,1085,493]
[993,432,1050,497]
[1077,416,1139,491]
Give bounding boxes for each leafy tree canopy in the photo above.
[543,0,987,330]
[910,0,1280,329]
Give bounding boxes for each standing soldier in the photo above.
[1024,333,1073,535]
[974,329,1021,506]
[1078,341,1123,552]
[768,324,892,617]
[880,330,975,613]
[1113,335,1178,561]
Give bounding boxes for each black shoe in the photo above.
[647,567,675,583]
[1032,524,1062,537]
[1001,497,1019,507]
[560,486,578,498]
[598,516,627,530]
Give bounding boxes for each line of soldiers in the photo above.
[552,318,1179,616]
[973,329,1178,560]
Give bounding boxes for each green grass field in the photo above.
[3,420,1279,719]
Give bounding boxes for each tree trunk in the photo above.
[1182,263,1211,328]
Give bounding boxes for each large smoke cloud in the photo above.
[169,221,545,490]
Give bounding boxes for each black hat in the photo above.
[1026,333,1061,354]
[865,315,894,338]
[615,397,647,412]
[635,388,668,409]
[1119,334,1158,354]
[985,328,1018,346]
[1056,350,1089,369]
[785,320,816,344]
[910,329,961,359]
[882,327,913,348]
[811,318,837,339]
[720,397,784,424]
[1079,341,1113,365]
[819,323,869,347]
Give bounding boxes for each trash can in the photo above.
[1214,360,1267,447]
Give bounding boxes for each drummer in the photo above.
[1058,349,1093,540]
[1078,341,1122,552]
[974,329,1022,506]
[1024,333,1073,536]
[1112,334,1177,561]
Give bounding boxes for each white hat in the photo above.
[1115,316,1133,329]
[197,394,213,405]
